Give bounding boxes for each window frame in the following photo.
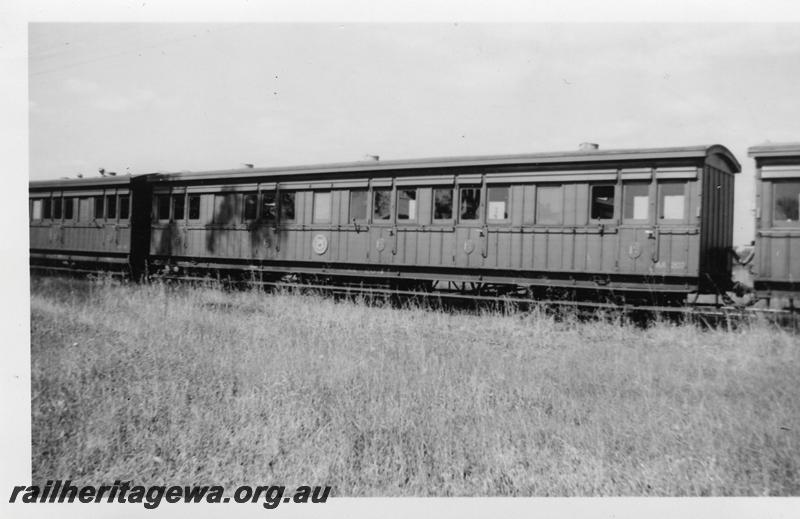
[94,196,105,221]
[260,191,276,222]
[156,194,171,222]
[396,187,418,224]
[52,197,63,220]
[657,181,688,223]
[242,192,258,222]
[312,191,332,224]
[63,197,75,221]
[119,195,131,221]
[171,193,185,222]
[458,186,482,224]
[486,185,510,224]
[372,187,393,224]
[589,184,617,222]
[771,179,800,228]
[622,181,651,224]
[349,189,369,223]
[31,198,44,222]
[184,194,200,221]
[104,194,117,221]
[279,191,296,223]
[42,197,52,220]
[432,186,454,224]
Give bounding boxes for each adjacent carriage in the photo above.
[28,175,152,276]
[749,143,800,306]
[144,144,740,302]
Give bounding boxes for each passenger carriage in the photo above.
[29,175,152,276]
[749,143,800,307]
[146,144,740,302]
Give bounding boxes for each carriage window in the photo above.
[187,195,200,220]
[659,182,685,220]
[243,193,258,221]
[397,189,417,221]
[213,193,238,224]
[107,195,117,220]
[261,192,276,221]
[280,191,295,221]
[172,194,184,221]
[313,191,331,223]
[460,187,481,221]
[53,197,62,219]
[349,189,367,221]
[773,181,800,223]
[31,199,43,220]
[64,198,74,220]
[156,195,170,220]
[43,198,52,219]
[590,185,615,220]
[95,196,105,219]
[433,188,453,220]
[78,198,92,221]
[487,186,509,221]
[373,188,391,221]
[623,182,649,220]
[119,195,130,220]
[536,185,562,224]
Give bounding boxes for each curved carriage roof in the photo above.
[147,144,740,183]
[28,144,741,189]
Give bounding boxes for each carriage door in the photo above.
[619,177,654,275]
[455,180,484,269]
[653,178,691,276]
[484,184,511,268]
[171,192,189,256]
[368,183,395,265]
[345,187,370,263]
[51,194,64,247]
[257,187,278,260]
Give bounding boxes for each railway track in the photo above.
[155,273,799,328]
[30,266,799,328]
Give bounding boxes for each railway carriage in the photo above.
[145,144,740,302]
[29,175,152,276]
[749,143,800,305]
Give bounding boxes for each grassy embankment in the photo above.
[30,276,800,495]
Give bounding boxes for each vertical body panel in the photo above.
[533,233,546,270]
[585,234,601,271]
[546,233,562,270]
[601,233,618,273]
[790,236,800,280]
[573,233,587,272]
[698,165,734,290]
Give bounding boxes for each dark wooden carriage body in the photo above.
[749,143,800,299]
[29,175,152,275]
[145,144,739,297]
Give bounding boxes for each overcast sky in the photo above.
[28,23,800,244]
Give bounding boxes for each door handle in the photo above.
[647,228,660,262]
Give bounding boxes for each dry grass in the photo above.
[30,275,800,495]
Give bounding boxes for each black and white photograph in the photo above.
[4,2,800,518]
